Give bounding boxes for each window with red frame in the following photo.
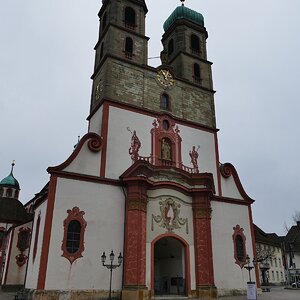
[61,207,87,264]
[232,225,246,267]
[17,228,31,252]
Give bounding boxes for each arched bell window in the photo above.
[191,34,200,54]
[194,63,201,83]
[0,188,3,198]
[124,7,136,29]
[232,225,247,267]
[6,188,12,198]
[125,37,133,59]
[161,93,170,111]
[61,207,87,264]
[168,39,174,56]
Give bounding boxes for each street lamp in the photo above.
[101,250,123,300]
[244,254,257,283]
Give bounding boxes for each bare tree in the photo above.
[292,211,300,224]
[256,244,275,263]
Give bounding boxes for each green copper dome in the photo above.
[0,173,20,189]
[0,163,20,189]
[163,6,204,32]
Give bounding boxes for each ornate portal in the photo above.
[152,198,188,234]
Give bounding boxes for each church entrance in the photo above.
[154,236,186,296]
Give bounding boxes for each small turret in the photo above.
[0,161,20,200]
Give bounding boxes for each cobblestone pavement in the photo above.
[221,286,299,300]
[0,287,299,300]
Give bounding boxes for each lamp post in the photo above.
[101,250,123,300]
[244,254,257,283]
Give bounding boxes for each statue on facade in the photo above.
[161,138,171,161]
[128,129,141,161]
[189,145,200,169]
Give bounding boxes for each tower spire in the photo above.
[10,160,15,174]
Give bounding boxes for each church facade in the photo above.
[0,1,260,299]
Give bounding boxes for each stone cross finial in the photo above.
[180,0,185,6]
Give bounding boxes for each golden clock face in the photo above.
[156,69,174,87]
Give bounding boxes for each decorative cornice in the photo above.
[47,133,102,173]
[220,163,255,203]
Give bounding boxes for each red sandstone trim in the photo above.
[61,207,87,264]
[248,205,260,287]
[88,99,219,134]
[151,233,191,295]
[47,133,102,173]
[37,176,57,289]
[214,132,222,196]
[232,225,247,268]
[3,228,14,285]
[100,102,109,177]
[212,195,253,206]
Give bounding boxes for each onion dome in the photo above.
[163,4,204,32]
[0,161,20,190]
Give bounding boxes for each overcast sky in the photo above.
[1,0,299,235]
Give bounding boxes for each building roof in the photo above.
[0,163,20,190]
[254,224,282,247]
[285,222,300,252]
[163,5,204,32]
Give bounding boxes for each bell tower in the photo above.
[90,0,149,112]
[161,1,213,90]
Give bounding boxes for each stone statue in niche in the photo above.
[161,138,171,160]
[189,145,200,169]
[128,128,141,161]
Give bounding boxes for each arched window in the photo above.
[0,229,5,249]
[17,227,31,252]
[66,220,81,254]
[14,190,19,199]
[100,43,104,59]
[191,34,200,54]
[194,63,201,83]
[6,188,12,198]
[102,12,107,32]
[0,188,3,198]
[125,7,136,29]
[163,120,170,130]
[232,225,246,267]
[235,235,244,262]
[168,39,174,56]
[125,37,133,58]
[161,93,170,111]
[61,207,87,264]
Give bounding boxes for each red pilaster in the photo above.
[192,191,215,287]
[123,180,147,287]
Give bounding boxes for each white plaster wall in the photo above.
[146,189,196,291]
[221,175,243,200]
[89,105,103,134]
[45,178,125,290]
[106,107,218,186]
[1,227,13,285]
[179,126,218,194]
[211,201,255,294]
[25,201,48,289]
[106,106,153,179]
[5,221,32,286]
[64,139,101,177]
